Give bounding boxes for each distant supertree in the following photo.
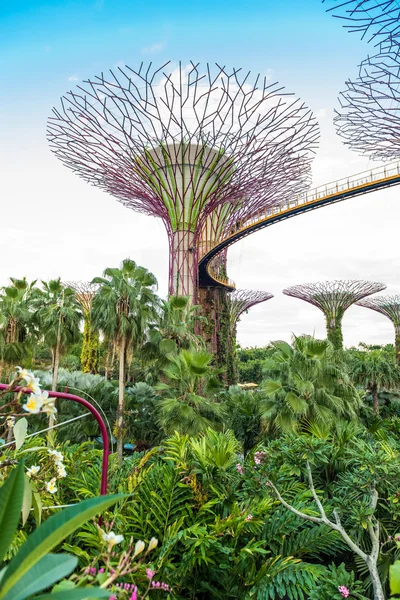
[226,290,274,384]
[64,281,99,373]
[228,289,274,331]
[334,41,400,160]
[356,295,400,362]
[48,61,318,300]
[323,0,400,44]
[283,280,386,348]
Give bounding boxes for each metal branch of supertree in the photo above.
[323,0,400,45]
[334,40,400,161]
[228,289,274,328]
[48,61,319,298]
[283,280,386,317]
[63,281,98,314]
[356,295,400,362]
[356,294,400,325]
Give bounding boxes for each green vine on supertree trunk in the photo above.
[81,315,100,373]
[326,309,344,350]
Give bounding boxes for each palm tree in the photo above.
[158,296,205,350]
[348,347,400,415]
[0,278,38,379]
[261,336,361,432]
[33,279,82,396]
[92,259,159,463]
[155,349,223,435]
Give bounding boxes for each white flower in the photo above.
[41,393,57,416]
[5,416,15,428]
[102,531,124,547]
[133,539,145,558]
[23,394,44,414]
[16,367,41,394]
[45,478,58,494]
[26,465,40,478]
[48,449,64,462]
[56,463,67,478]
[147,537,158,552]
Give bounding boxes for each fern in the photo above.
[251,556,325,600]
[125,462,194,541]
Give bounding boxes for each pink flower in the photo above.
[236,463,244,475]
[146,568,155,580]
[245,514,253,521]
[130,588,137,600]
[338,585,350,598]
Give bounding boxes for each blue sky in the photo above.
[1,0,398,347]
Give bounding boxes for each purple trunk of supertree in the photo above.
[356,295,400,363]
[47,61,319,300]
[283,280,386,348]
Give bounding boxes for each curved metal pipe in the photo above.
[0,384,110,495]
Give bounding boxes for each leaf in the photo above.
[32,491,42,526]
[0,493,124,600]
[21,475,32,526]
[263,380,282,395]
[0,461,25,563]
[13,418,28,451]
[4,553,78,600]
[286,392,308,415]
[390,560,400,595]
[33,589,111,599]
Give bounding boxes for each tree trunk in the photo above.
[395,327,400,366]
[50,326,62,429]
[367,557,385,600]
[116,336,126,465]
[372,382,379,416]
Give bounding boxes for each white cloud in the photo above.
[315,108,327,118]
[68,75,79,81]
[140,42,165,55]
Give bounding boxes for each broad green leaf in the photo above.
[0,461,25,563]
[13,418,28,451]
[33,589,111,599]
[390,560,400,595]
[159,339,177,355]
[32,491,42,526]
[286,392,308,415]
[0,493,124,599]
[5,553,77,600]
[21,475,32,526]
[262,380,282,395]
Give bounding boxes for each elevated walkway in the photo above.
[199,161,400,289]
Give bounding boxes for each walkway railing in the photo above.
[202,160,400,288]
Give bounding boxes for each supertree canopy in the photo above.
[228,289,274,332]
[323,0,400,44]
[225,289,274,384]
[48,61,319,299]
[283,280,386,348]
[334,40,400,160]
[356,295,400,363]
[64,281,99,374]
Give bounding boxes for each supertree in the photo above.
[64,281,99,374]
[323,0,400,45]
[283,280,386,348]
[356,295,400,362]
[224,289,274,384]
[333,40,400,160]
[47,61,319,302]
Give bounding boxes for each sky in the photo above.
[1,0,399,348]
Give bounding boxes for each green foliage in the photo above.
[309,563,368,600]
[261,336,361,431]
[0,461,120,599]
